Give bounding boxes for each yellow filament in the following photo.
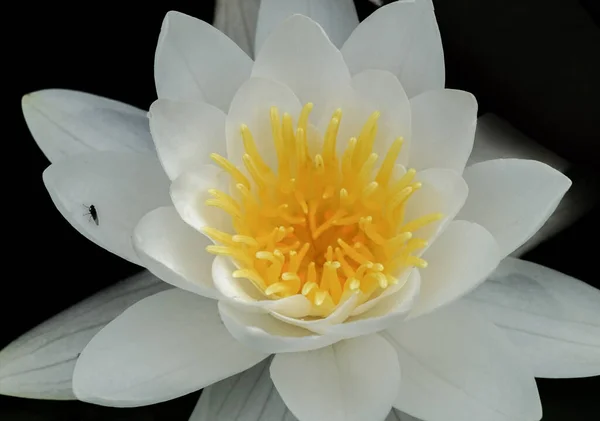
[210,153,250,188]
[205,104,441,316]
[375,137,404,186]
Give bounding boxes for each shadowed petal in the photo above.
[0,271,169,400]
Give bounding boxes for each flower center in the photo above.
[204,103,441,316]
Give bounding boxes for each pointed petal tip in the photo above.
[155,8,251,110]
[21,92,34,106]
[21,89,48,106]
[162,9,179,25]
[255,0,358,53]
[21,90,45,116]
[459,158,573,258]
[516,158,574,199]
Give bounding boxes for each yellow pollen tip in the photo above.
[204,103,441,315]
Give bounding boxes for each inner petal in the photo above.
[205,104,441,318]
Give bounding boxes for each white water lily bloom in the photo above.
[16,0,597,420]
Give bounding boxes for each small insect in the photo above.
[83,204,99,226]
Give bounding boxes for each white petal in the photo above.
[271,334,400,421]
[464,257,600,378]
[327,269,420,339]
[509,178,595,257]
[319,70,411,165]
[269,293,359,334]
[409,89,477,173]
[219,302,342,354]
[405,168,469,245]
[226,77,302,169]
[171,164,233,235]
[189,359,293,421]
[383,302,542,421]
[341,0,444,98]
[214,0,261,57]
[409,220,500,318]
[467,114,588,257]
[212,256,312,318]
[255,0,358,53]
[73,289,268,407]
[22,89,154,164]
[457,159,572,258]
[155,11,252,111]
[189,360,421,421]
[252,15,351,114]
[149,99,227,180]
[43,152,171,265]
[133,207,220,299]
[0,271,168,400]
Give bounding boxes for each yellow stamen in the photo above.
[204,104,440,316]
[210,153,250,189]
[323,108,342,162]
[401,213,444,233]
[375,137,404,186]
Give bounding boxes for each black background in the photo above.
[3,0,599,419]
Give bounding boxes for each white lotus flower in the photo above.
[9,1,599,420]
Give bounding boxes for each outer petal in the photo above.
[464,257,600,378]
[457,159,572,258]
[188,359,419,421]
[255,0,358,52]
[409,220,500,318]
[467,114,593,257]
[252,15,351,114]
[22,89,154,164]
[0,271,168,400]
[43,152,171,265]
[271,334,400,421]
[409,89,477,173]
[212,256,311,318]
[73,289,268,407]
[155,11,253,111]
[214,0,261,57]
[188,359,291,421]
[226,77,302,169]
[149,99,227,180]
[219,303,342,354]
[327,269,420,339]
[171,164,233,235]
[133,207,220,299]
[384,302,542,421]
[341,0,444,98]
